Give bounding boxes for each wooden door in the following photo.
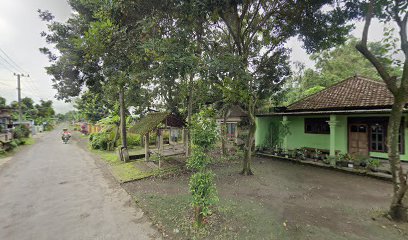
[348,124,369,156]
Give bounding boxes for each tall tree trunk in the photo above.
[221,109,228,156]
[388,99,408,221]
[109,123,120,151]
[241,121,255,175]
[119,88,127,149]
[185,74,194,157]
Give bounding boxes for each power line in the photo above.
[0,47,27,73]
[0,58,15,73]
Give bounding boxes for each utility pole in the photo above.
[14,73,29,123]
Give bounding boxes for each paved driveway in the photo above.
[0,129,160,240]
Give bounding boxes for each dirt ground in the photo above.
[124,157,408,240]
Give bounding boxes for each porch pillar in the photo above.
[145,132,150,161]
[159,129,164,153]
[328,115,338,158]
[281,116,290,152]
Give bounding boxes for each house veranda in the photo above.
[255,76,408,162]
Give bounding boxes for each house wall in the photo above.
[285,115,348,152]
[255,113,408,161]
[255,116,280,147]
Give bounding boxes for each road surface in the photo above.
[0,129,160,240]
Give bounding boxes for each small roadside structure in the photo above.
[216,105,248,145]
[256,76,408,162]
[0,108,13,149]
[130,112,185,161]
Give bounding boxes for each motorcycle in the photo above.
[62,134,70,144]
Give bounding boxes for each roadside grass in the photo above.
[0,137,35,159]
[132,191,288,240]
[91,146,180,183]
[22,137,35,145]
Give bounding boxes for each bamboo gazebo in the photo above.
[130,112,185,161]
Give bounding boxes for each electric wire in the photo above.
[0,47,27,73]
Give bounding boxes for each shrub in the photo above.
[368,158,381,168]
[189,171,219,223]
[188,108,219,227]
[187,146,212,170]
[13,125,30,139]
[9,140,18,149]
[127,134,141,147]
[90,132,110,150]
[149,134,157,145]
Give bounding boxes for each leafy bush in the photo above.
[149,134,157,145]
[13,125,30,139]
[187,146,212,171]
[189,171,219,219]
[127,134,141,147]
[9,140,18,149]
[90,132,111,150]
[188,108,219,226]
[368,158,381,168]
[191,109,219,148]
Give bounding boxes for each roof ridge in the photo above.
[354,75,386,85]
[286,75,357,109]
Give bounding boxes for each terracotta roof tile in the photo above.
[286,76,394,111]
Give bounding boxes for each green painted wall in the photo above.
[255,113,408,161]
[255,116,281,148]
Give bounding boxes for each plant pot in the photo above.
[369,167,378,172]
[336,161,348,167]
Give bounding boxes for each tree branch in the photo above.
[356,0,398,94]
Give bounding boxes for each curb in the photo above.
[256,152,392,182]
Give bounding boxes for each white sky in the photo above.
[0,1,392,113]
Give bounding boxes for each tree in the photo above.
[138,0,223,157]
[187,108,219,226]
[283,38,403,105]
[39,0,154,160]
[354,0,408,222]
[204,0,353,175]
[74,91,110,123]
[0,97,6,108]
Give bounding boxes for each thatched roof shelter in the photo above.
[131,112,185,135]
[130,112,185,162]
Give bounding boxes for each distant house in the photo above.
[0,108,13,147]
[216,105,248,144]
[256,76,408,161]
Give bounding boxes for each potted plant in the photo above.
[336,153,352,167]
[367,158,381,172]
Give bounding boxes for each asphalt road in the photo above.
[0,129,160,240]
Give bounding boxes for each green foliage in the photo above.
[368,158,381,168]
[187,146,212,171]
[189,171,219,218]
[74,91,111,123]
[13,125,30,139]
[90,132,112,150]
[190,108,218,149]
[283,38,403,105]
[188,108,219,225]
[0,96,6,108]
[127,134,141,147]
[9,140,18,149]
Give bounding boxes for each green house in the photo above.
[256,76,408,161]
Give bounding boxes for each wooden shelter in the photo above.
[131,112,185,161]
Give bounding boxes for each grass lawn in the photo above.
[91,147,179,183]
[123,157,408,240]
